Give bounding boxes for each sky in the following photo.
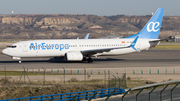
[0,0,180,16]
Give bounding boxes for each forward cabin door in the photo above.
[23,43,28,52]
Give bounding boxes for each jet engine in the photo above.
[65,51,83,61]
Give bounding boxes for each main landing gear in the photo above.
[82,57,93,63]
[82,57,87,61]
[87,57,93,63]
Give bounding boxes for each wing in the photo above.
[81,36,139,56]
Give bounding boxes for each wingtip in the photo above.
[130,36,139,51]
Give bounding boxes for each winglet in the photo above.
[130,36,139,51]
[85,33,90,39]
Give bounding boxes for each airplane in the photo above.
[2,8,165,63]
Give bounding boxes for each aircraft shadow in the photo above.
[0,58,124,64]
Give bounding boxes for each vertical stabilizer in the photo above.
[126,8,165,39]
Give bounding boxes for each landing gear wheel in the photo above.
[87,58,93,63]
[82,57,87,61]
[19,60,21,64]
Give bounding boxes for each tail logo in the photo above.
[147,22,160,32]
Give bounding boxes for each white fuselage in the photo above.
[2,38,151,59]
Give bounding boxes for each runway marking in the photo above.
[83,65,95,68]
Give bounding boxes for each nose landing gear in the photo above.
[19,60,21,64]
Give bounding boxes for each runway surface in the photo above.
[0,49,180,70]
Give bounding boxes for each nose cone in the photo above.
[2,48,9,55]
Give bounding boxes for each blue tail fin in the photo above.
[126,8,165,39]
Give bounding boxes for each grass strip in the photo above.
[0,71,61,76]
[154,45,180,49]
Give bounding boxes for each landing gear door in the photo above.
[23,43,28,52]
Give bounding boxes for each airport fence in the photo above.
[2,67,180,100]
[122,80,180,101]
[1,87,125,101]
[0,67,127,89]
[24,68,180,75]
[1,66,180,88]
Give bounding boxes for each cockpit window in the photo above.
[7,45,17,48]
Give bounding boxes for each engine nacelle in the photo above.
[65,51,83,61]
